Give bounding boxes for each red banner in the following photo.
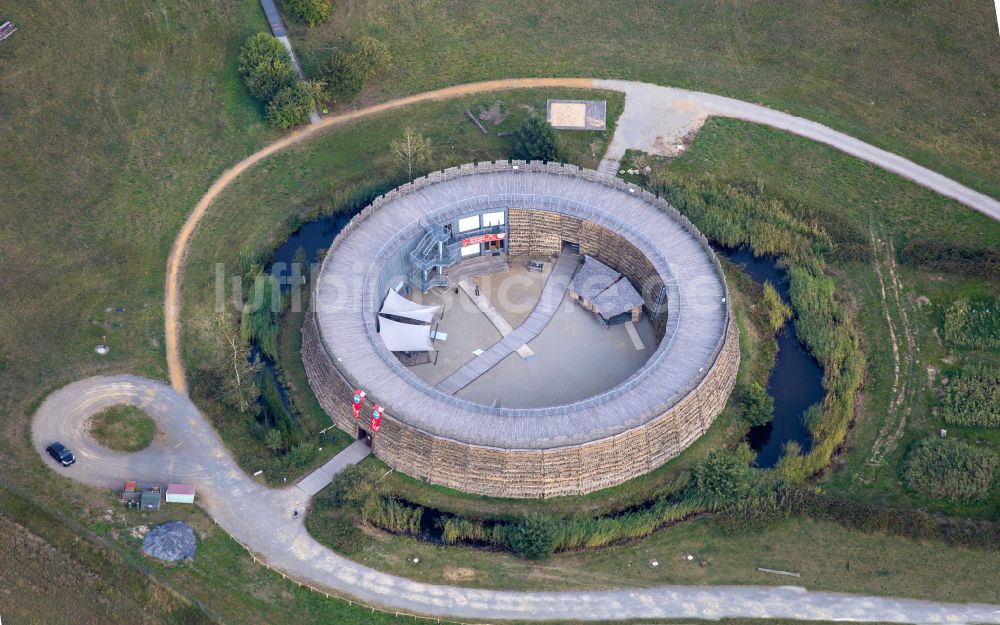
[352,389,366,420]
[461,232,507,247]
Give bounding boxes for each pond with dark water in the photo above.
[715,246,823,468]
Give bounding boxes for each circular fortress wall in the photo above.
[303,161,738,498]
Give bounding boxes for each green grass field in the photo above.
[290,0,1000,201]
[88,405,157,452]
[316,501,1000,603]
[656,118,1000,519]
[2,0,999,621]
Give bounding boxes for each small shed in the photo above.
[569,255,644,325]
[591,277,644,325]
[569,255,619,308]
[140,491,162,511]
[165,483,195,504]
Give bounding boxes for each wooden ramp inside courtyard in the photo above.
[436,253,580,395]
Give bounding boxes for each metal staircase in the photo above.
[409,221,508,292]
[409,221,462,292]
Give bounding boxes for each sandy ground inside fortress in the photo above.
[406,259,656,407]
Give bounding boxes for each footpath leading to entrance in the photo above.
[296,438,371,497]
[31,375,1000,623]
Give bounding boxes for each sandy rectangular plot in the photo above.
[548,102,588,128]
[546,99,607,130]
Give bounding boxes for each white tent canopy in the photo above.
[378,315,436,352]
[379,288,441,324]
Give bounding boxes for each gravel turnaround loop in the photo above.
[32,375,1000,623]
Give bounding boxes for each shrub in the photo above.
[510,117,562,162]
[904,438,997,501]
[941,368,1000,428]
[439,516,508,547]
[238,33,297,102]
[286,442,316,468]
[899,239,1000,280]
[258,368,298,451]
[762,281,791,332]
[328,463,381,512]
[266,82,315,129]
[240,273,279,358]
[715,485,785,534]
[307,512,364,556]
[942,298,1000,350]
[690,449,754,509]
[507,513,558,560]
[281,0,332,26]
[319,49,365,104]
[553,498,700,550]
[352,36,392,78]
[367,498,423,536]
[741,381,774,426]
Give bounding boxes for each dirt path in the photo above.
[164,78,592,392]
[865,230,919,472]
[166,77,1000,393]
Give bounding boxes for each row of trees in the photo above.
[238,33,392,129]
[238,33,316,128]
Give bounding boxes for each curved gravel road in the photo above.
[33,376,1000,623]
[164,78,1000,394]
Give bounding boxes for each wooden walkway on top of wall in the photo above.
[312,161,730,450]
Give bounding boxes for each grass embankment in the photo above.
[656,118,1000,519]
[306,472,999,603]
[88,405,157,452]
[291,0,1000,200]
[306,117,999,595]
[179,88,623,484]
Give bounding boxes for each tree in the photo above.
[266,82,315,129]
[282,0,332,26]
[238,33,297,102]
[329,463,382,522]
[390,127,433,180]
[264,428,284,454]
[319,49,364,104]
[510,116,562,162]
[690,449,754,509]
[352,36,392,78]
[213,310,260,413]
[507,513,558,560]
[741,381,774,426]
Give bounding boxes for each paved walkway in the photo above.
[457,278,535,359]
[32,375,1000,623]
[596,79,1000,220]
[257,0,321,124]
[436,253,578,395]
[296,439,370,497]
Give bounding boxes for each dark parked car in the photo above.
[46,442,75,466]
